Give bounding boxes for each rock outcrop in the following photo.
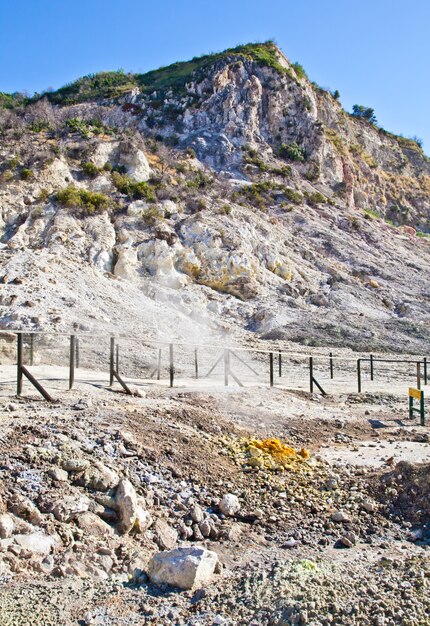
[0,42,429,352]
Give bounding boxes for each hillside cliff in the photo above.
[0,42,429,352]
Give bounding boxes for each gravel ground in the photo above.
[0,376,429,625]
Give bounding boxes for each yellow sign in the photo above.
[409,387,423,400]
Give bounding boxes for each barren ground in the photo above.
[0,358,430,625]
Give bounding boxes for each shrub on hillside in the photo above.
[278,142,306,162]
[82,161,100,178]
[111,171,157,201]
[19,168,33,181]
[56,186,112,214]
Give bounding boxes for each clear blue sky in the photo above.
[1,0,429,152]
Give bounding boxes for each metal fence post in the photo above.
[224,349,230,387]
[169,344,174,388]
[278,351,282,378]
[157,348,162,381]
[194,347,199,379]
[109,337,115,386]
[269,352,274,387]
[424,357,428,386]
[116,344,119,373]
[29,333,34,367]
[69,335,75,390]
[75,339,80,369]
[370,354,374,381]
[329,352,334,380]
[309,356,313,393]
[417,362,421,390]
[357,359,362,393]
[17,333,23,396]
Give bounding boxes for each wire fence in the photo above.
[0,330,428,403]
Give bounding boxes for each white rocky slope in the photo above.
[0,42,429,353]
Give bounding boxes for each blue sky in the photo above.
[1,0,429,151]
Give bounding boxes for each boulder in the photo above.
[48,467,68,482]
[51,494,91,522]
[13,532,57,556]
[115,479,138,533]
[119,148,151,182]
[0,513,14,539]
[135,501,153,533]
[332,510,350,523]
[219,494,240,517]
[190,504,204,523]
[8,496,42,525]
[75,512,114,537]
[153,519,178,550]
[147,546,218,590]
[75,462,118,492]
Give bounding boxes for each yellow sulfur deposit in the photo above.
[230,437,312,472]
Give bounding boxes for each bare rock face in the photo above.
[147,546,219,590]
[1,42,430,355]
[118,145,151,182]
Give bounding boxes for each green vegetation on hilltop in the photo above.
[45,70,138,105]
[136,41,294,95]
[0,92,30,109]
[31,42,294,106]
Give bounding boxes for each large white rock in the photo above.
[147,546,218,590]
[114,247,138,279]
[115,478,138,533]
[13,532,57,556]
[0,513,14,539]
[219,493,240,517]
[119,149,151,182]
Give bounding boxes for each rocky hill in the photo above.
[1,41,430,352]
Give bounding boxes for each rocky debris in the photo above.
[74,462,118,491]
[147,546,219,590]
[332,510,350,523]
[337,531,357,548]
[0,388,429,623]
[48,467,68,482]
[219,493,240,517]
[153,518,178,550]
